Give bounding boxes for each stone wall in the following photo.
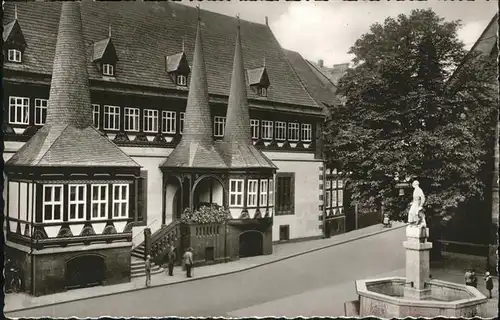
[31,245,131,296]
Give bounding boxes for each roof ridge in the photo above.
[168,2,268,28]
[35,124,70,165]
[305,59,339,90]
[266,32,320,108]
[281,48,323,109]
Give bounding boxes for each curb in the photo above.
[5,223,406,314]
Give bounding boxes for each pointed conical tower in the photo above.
[4,2,140,297]
[161,13,226,169]
[220,18,276,169]
[6,2,139,167]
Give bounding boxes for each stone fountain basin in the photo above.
[356,277,488,318]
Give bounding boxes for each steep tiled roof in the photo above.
[449,14,498,86]
[162,17,227,169]
[6,2,139,168]
[3,1,319,109]
[221,23,276,170]
[284,50,338,107]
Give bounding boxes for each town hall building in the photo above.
[2,1,354,295]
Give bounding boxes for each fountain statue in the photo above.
[352,180,488,317]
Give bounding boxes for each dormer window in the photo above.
[247,66,270,98]
[258,87,267,97]
[3,19,27,64]
[176,74,187,86]
[92,37,119,77]
[8,49,22,63]
[166,52,191,87]
[102,63,114,76]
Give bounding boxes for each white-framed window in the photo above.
[229,179,244,207]
[269,178,274,206]
[91,184,108,220]
[162,111,176,134]
[102,63,114,76]
[250,119,260,139]
[8,49,21,63]
[124,107,140,132]
[262,120,273,140]
[325,190,331,208]
[9,96,29,125]
[43,185,63,222]
[338,189,344,207]
[103,105,120,130]
[338,180,343,189]
[258,87,267,97]
[332,189,337,208]
[68,185,86,221]
[275,121,286,141]
[92,104,100,129]
[179,112,185,134]
[214,116,226,137]
[35,98,48,125]
[176,74,187,86]
[143,109,159,133]
[325,179,331,190]
[301,123,312,142]
[259,179,268,207]
[112,184,129,218]
[247,180,258,207]
[288,122,299,141]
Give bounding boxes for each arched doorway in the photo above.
[65,255,105,289]
[192,175,225,210]
[239,230,263,258]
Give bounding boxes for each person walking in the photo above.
[167,245,176,276]
[145,255,152,287]
[471,269,478,288]
[485,272,494,299]
[183,247,194,278]
[465,269,473,286]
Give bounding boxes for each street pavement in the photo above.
[6,223,497,318]
[7,226,407,318]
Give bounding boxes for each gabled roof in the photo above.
[448,14,498,86]
[92,37,118,62]
[3,19,27,48]
[162,17,226,169]
[166,52,190,74]
[284,49,338,107]
[247,67,270,87]
[3,1,319,109]
[6,2,139,169]
[221,23,276,170]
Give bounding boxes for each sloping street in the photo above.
[8,227,406,318]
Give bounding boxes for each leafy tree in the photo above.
[324,9,497,222]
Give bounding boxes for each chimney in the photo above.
[318,59,324,68]
[265,16,268,26]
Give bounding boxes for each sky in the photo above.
[185,0,498,67]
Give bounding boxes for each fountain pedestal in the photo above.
[403,225,432,299]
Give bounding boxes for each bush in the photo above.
[180,204,231,224]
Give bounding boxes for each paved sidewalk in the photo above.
[5,222,404,313]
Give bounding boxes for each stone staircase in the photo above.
[130,220,182,278]
[130,256,164,278]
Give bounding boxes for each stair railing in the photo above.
[149,220,182,264]
[131,219,158,250]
